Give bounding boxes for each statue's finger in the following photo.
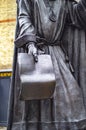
[33,53,38,62]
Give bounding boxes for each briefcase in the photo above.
[17,53,56,100]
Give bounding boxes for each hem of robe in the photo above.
[11,119,86,130]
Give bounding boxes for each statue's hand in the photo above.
[27,42,38,62]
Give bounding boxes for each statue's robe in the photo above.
[7,0,86,130]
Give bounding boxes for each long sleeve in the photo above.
[68,0,86,30]
[15,0,36,48]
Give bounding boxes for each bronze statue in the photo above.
[7,0,86,129]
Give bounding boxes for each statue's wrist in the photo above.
[26,42,35,48]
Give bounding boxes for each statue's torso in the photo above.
[33,0,67,43]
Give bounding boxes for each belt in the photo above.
[36,36,74,73]
[36,36,61,46]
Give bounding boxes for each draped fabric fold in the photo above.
[7,0,86,130]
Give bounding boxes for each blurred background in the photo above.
[0,0,16,129]
[0,0,16,70]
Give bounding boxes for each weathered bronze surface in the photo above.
[7,0,86,130]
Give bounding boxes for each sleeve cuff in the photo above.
[14,34,36,48]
